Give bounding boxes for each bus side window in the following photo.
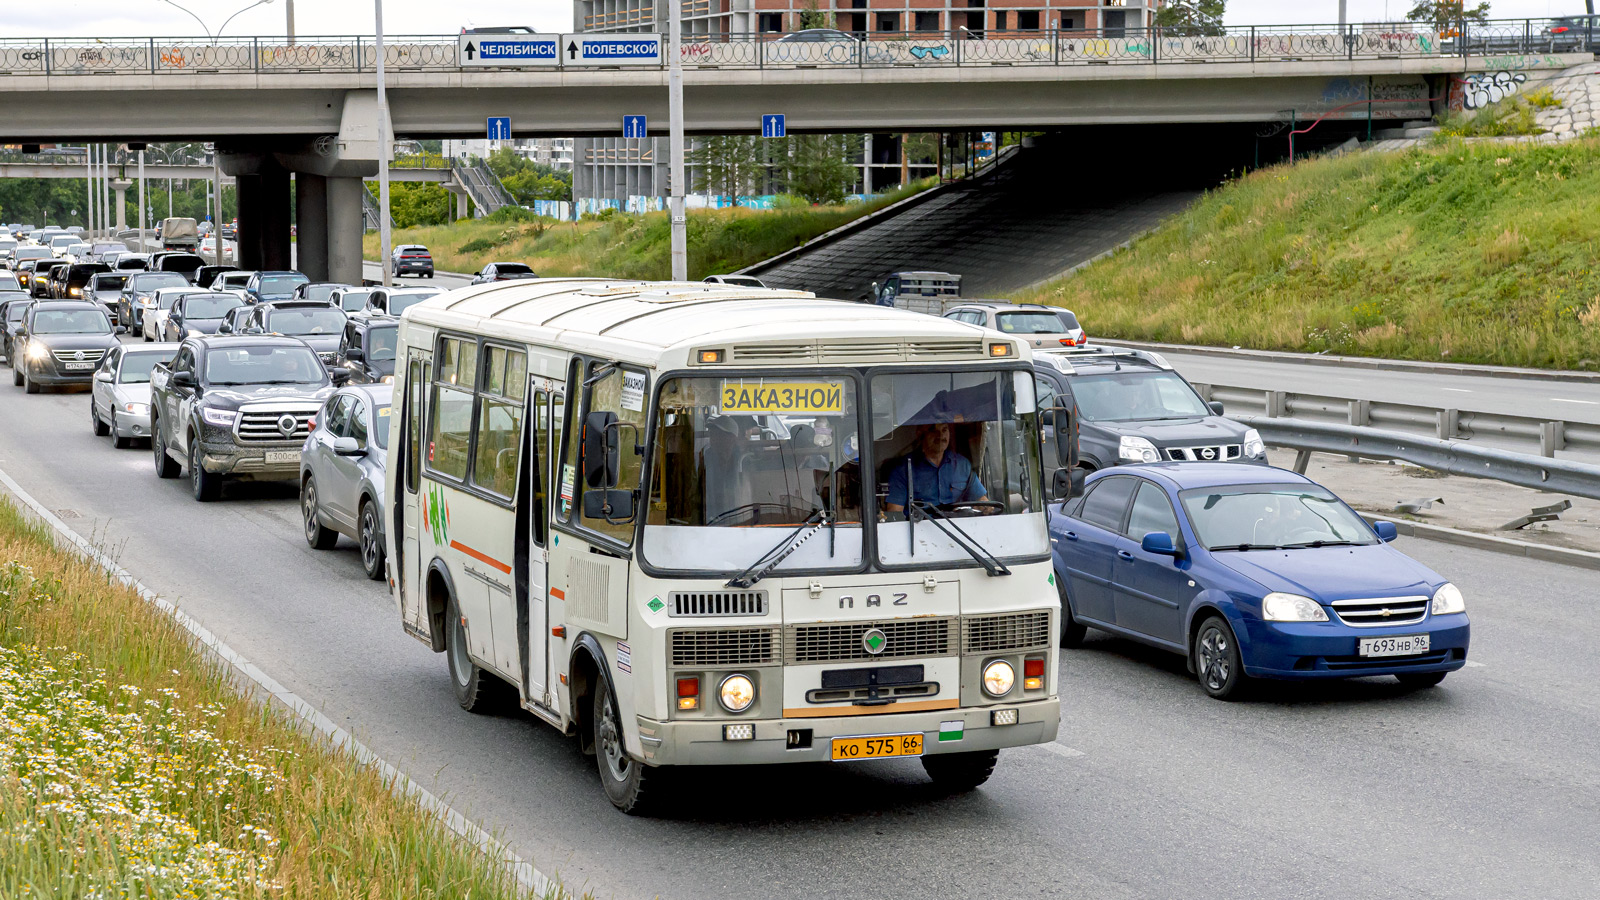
[580,363,647,544]
[531,389,548,547]
[406,356,424,495]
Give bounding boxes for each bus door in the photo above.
[400,348,431,638]
[520,380,560,709]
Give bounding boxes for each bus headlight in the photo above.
[718,674,755,713]
[982,660,1015,698]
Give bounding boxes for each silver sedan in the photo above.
[300,383,391,580]
[91,342,178,448]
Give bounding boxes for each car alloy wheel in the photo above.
[359,501,384,580]
[1194,616,1247,700]
[302,478,338,549]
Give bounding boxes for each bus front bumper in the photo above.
[636,698,1059,766]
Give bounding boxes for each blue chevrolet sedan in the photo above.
[1050,463,1469,699]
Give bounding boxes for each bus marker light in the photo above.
[1024,657,1045,690]
[677,677,700,710]
[723,723,754,741]
[991,708,1019,726]
[551,626,566,638]
[697,349,724,364]
[988,342,1013,358]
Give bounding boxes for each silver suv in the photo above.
[943,302,1086,349]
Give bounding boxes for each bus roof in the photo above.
[399,278,1023,368]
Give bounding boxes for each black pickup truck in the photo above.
[150,334,347,501]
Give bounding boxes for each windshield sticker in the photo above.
[720,381,844,416]
[560,464,576,516]
[620,370,646,411]
[377,407,391,417]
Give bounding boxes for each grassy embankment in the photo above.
[0,496,575,899]
[364,179,936,280]
[1014,135,1600,370]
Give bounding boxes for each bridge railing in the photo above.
[0,20,1589,76]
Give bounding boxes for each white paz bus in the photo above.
[384,279,1073,813]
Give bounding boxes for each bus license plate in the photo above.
[1358,634,1429,657]
[831,733,923,761]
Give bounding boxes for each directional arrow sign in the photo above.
[458,34,560,67]
[559,34,663,66]
[487,117,512,141]
[762,114,786,138]
[622,115,647,139]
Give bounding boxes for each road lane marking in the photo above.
[1465,660,1485,668]
[0,465,556,898]
[1034,742,1086,759]
[1442,388,1473,393]
[1551,399,1598,405]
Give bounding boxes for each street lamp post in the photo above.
[375,0,393,287]
[138,149,147,248]
[668,0,687,280]
[85,145,95,234]
[155,0,276,42]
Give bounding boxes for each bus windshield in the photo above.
[641,367,1048,574]
[643,375,866,573]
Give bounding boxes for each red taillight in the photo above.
[1076,333,1087,346]
[307,417,316,431]
[1024,658,1045,678]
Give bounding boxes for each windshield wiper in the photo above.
[1211,543,1281,552]
[1277,539,1361,549]
[909,501,1010,577]
[725,509,831,589]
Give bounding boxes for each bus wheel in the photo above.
[921,749,999,793]
[445,596,499,713]
[594,673,664,815]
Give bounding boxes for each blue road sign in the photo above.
[762,114,786,139]
[623,115,647,139]
[487,117,512,141]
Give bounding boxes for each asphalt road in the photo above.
[1,355,1597,900]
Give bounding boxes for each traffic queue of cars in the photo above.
[0,252,1470,703]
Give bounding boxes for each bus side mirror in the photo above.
[1044,405,1076,469]
[582,488,636,524]
[582,411,620,488]
[1051,467,1086,502]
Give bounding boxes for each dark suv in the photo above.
[334,315,398,384]
[240,301,348,366]
[1032,345,1266,472]
[10,300,124,393]
[392,245,434,278]
[51,263,112,300]
[149,335,345,501]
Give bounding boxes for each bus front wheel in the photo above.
[922,748,999,793]
[594,672,667,815]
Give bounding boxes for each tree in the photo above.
[483,147,573,204]
[780,134,861,204]
[690,135,769,199]
[1154,0,1226,36]
[798,0,832,30]
[1406,0,1492,27]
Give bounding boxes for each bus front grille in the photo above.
[669,590,768,617]
[785,619,954,664]
[669,627,780,667]
[963,611,1052,655]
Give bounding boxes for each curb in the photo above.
[1113,339,1600,385]
[1360,512,1600,571]
[0,466,558,897]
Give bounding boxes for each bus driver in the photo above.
[884,422,990,515]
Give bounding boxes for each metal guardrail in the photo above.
[1236,415,1600,502]
[0,19,1587,77]
[1193,383,1600,459]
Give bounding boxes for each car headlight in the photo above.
[200,408,239,428]
[1243,428,1266,458]
[380,374,394,384]
[1118,435,1162,463]
[187,329,202,338]
[68,287,81,297]
[982,659,1015,698]
[718,674,755,713]
[123,402,150,416]
[1431,582,1466,615]
[1262,592,1329,622]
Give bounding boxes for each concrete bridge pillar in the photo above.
[111,179,132,232]
[258,166,292,271]
[295,173,329,282]
[326,176,367,287]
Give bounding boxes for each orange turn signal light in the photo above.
[988,342,1013,358]
[698,349,724,364]
[677,676,700,710]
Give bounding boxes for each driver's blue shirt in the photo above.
[886,450,984,507]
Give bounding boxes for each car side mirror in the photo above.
[329,367,351,387]
[218,321,232,333]
[1140,531,1180,556]
[344,347,364,361]
[582,411,620,488]
[1373,520,1399,543]
[332,436,364,456]
[582,488,636,524]
[1208,401,1225,416]
[170,371,196,388]
[94,371,113,383]
[115,325,127,335]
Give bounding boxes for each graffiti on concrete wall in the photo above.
[1459,71,1528,109]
